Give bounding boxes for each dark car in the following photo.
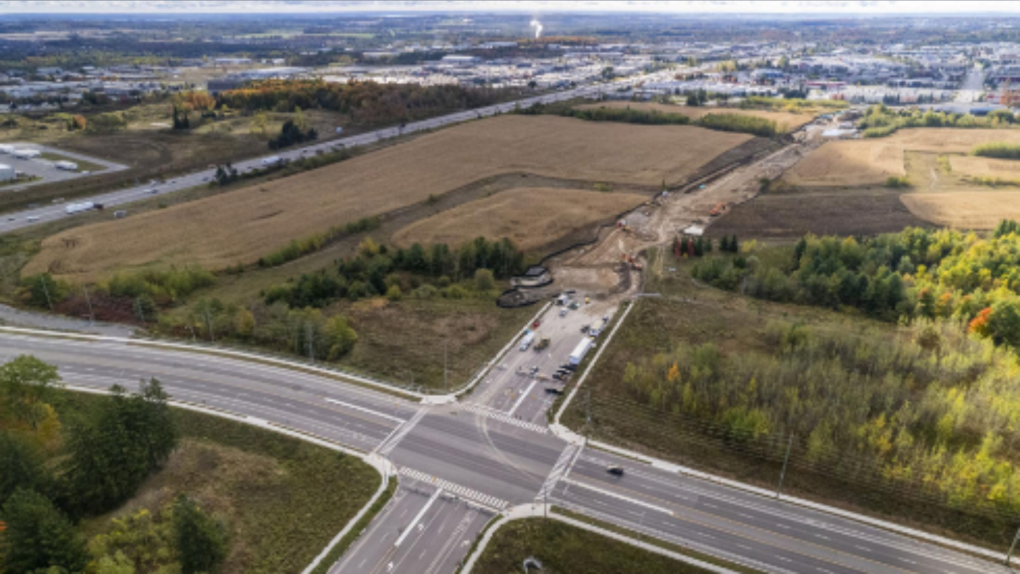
[545,387,564,395]
[607,466,625,477]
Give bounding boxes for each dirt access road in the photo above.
[547,137,816,300]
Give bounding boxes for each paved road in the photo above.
[1,315,1011,574]
[0,77,648,233]
[955,66,986,103]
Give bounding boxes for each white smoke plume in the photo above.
[530,18,543,39]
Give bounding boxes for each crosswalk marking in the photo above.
[536,443,580,501]
[376,407,429,456]
[459,403,549,435]
[398,466,508,510]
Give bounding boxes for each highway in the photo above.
[0,76,651,234]
[0,308,1012,574]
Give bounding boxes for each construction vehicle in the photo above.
[710,202,727,217]
[534,337,550,351]
[622,253,644,271]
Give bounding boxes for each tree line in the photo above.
[264,236,525,309]
[214,79,517,126]
[0,356,227,573]
[694,223,1020,347]
[523,103,779,137]
[858,104,1017,138]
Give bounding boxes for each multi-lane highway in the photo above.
[0,77,647,234]
[0,302,1011,574]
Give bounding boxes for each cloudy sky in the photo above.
[2,1,1020,15]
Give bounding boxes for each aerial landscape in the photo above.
[5,1,1020,573]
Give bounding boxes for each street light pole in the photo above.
[777,434,794,499]
[1007,524,1020,566]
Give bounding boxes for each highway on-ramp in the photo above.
[0,321,1011,574]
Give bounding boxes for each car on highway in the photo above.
[26,215,39,222]
[559,308,569,317]
[533,320,541,328]
[545,387,564,395]
[607,466,625,477]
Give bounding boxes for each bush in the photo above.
[885,176,910,188]
[695,113,777,137]
[972,142,1020,160]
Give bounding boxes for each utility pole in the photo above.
[1007,524,1020,566]
[777,434,794,499]
[203,306,214,342]
[444,337,449,391]
[82,284,94,325]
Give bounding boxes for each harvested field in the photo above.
[948,154,1020,177]
[391,187,646,252]
[785,128,1020,187]
[26,115,751,280]
[576,101,815,133]
[900,192,1020,229]
[710,191,930,239]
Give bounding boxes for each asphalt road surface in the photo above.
[0,319,1011,574]
[0,77,650,234]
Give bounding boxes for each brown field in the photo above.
[949,154,1020,177]
[576,101,815,133]
[391,187,646,252]
[710,191,930,239]
[26,115,751,280]
[786,129,1020,187]
[901,192,1020,229]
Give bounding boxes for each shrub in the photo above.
[972,142,1020,160]
[885,176,910,188]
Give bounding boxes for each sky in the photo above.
[4,1,1020,15]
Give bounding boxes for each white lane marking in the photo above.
[394,489,442,548]
[376,407,429,456]
[561,478,673,516]
[324,396,406,424]
[398,467,508,510]
[536,443,580,501]
[507,379,538,416]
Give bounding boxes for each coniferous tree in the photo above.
[1,489,89,573]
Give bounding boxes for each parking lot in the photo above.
[465,293,617,424]
[0,142,127,190]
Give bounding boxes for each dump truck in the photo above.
[534,337,550,351]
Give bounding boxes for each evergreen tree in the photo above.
[1,489,89,574]
[730,235,739,253]
[719,235,730,252]
[173,495,227,574]
[0,432,49,506]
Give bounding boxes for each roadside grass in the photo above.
[471,517,719,574]
[551,507,761,574]
[60,391,380,574]
[562,251,1009,547]
[332,297,536,390]
[38,151,108,172]
[307,477,397,574]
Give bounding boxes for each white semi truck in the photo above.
[569,338,594,366]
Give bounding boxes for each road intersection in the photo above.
[0,299,1012,574]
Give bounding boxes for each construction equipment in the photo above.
[534,337,550,351]
[710,202,727,217]
[622,253,644,271]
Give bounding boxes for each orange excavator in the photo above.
[622,253,644,271]
[710,202,727,217]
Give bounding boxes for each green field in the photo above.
[473,518,716,574]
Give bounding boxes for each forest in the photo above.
[213,79,518,125]
[0,356,227,573]
[693,222,1020,347]
[524,103,779,137]
[620,318,1020,527]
